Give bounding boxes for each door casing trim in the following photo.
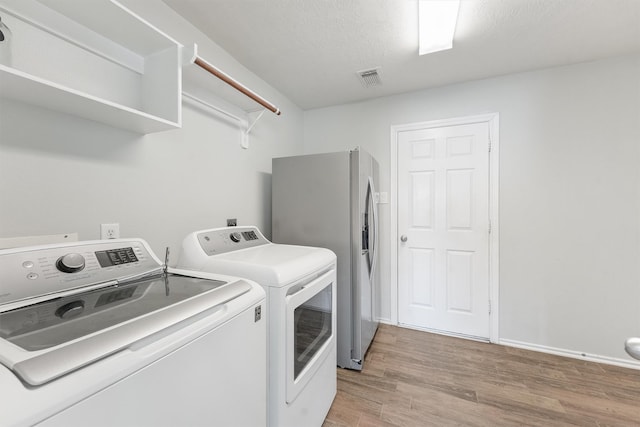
[389,113,500,343]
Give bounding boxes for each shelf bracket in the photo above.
[239,109,266,149]
[182,42,198,67]
[246,109,266,135]
[183,92,270,149]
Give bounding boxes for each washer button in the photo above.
[27,273,38,280]
[22,261,34,269]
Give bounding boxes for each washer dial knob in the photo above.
[230,232,242,243]
[56,253,86,273]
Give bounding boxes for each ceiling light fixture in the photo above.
[418,0,460,55]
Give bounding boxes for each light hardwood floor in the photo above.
[323,324,640,426]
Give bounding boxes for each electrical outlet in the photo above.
[101,223,120,239]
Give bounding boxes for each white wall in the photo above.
[303,54,640,364]
[0,0,303,258]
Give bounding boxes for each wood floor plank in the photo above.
[356,412,399,427]
[322,324,640,427]
[325,389,379,426]
[384,366,479,404]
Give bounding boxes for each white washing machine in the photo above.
[176,226,337,427]
[0,238,266,427]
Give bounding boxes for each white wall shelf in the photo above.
[0,0,182,133]
[0,64,180,133]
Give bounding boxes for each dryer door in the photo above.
[285,269,336,403]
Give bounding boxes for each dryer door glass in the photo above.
[293,282,332,379]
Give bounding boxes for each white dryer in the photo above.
[0,238,266,427]
[177,226,337,427]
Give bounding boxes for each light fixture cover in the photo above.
[419,0,460,55]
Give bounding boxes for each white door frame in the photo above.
[390,113,500,343]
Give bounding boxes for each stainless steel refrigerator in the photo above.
[272,148,379,370]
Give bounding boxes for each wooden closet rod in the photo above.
[194,57,281,116]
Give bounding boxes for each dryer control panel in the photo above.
[196,226,270,256]
[0,239,162,311]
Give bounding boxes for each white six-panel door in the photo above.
[397,122,490,339]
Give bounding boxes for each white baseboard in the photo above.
[398,322,490,343]
[378,320,640,371]
[500,338,640,371]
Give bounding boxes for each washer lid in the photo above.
[198,243,336,286]
[0,273,251,386]
[0,273,225,351]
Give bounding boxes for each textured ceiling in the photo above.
[163,0,640,110]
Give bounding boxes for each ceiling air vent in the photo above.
[356,67,383,88]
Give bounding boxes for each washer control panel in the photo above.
[0,239,160,309]
[196,226,268,256]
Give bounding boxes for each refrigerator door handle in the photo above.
[367,176,378,282]
[361,215,369,254]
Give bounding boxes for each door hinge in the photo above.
[488,299,492,314]
[488,141,492,153]
[488,220,492,234]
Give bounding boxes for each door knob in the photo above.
[400,235,408,242]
